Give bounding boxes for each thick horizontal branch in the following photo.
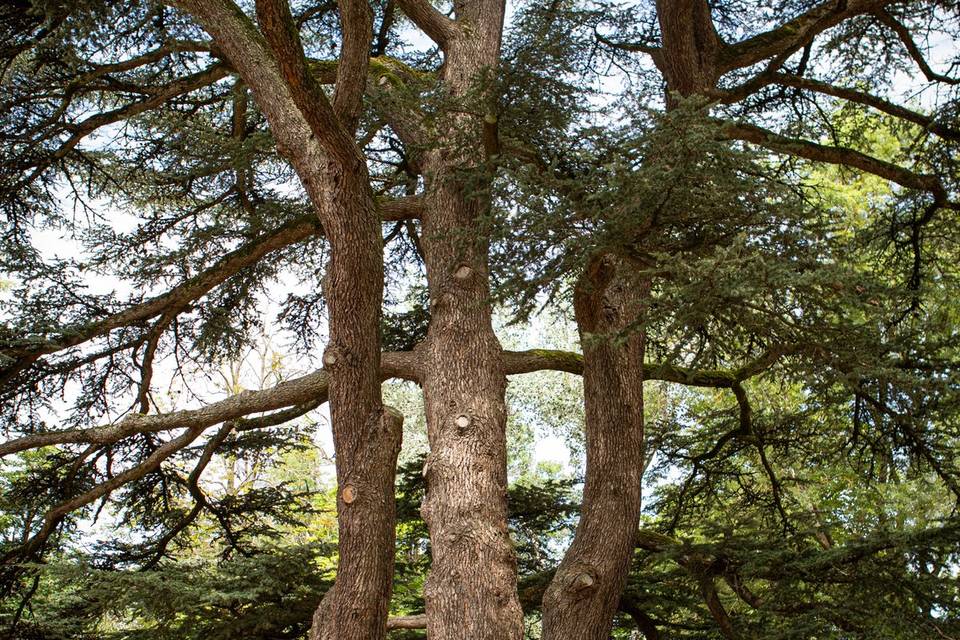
[502,348,778,387]
[0,371,325,457]
[720,0,898,73]
[1,348,780,457]
[386,614,427,630]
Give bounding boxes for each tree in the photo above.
[1,0,959,638]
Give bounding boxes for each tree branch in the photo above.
[141,422,234,569]
[332,0,374,131]
[0,197,421,370]
[758,73,959,141]
[723,121,954,202]
[386,614,428,630]
[18,63,229,189]
[735,381,791,530]
[696,571,739,640]
[875,9,960,85]
[593,29,663,63]
[0,215,319,366]
[720,0,899,73]
[394,0,458,48]
[2,425,205,564]
[253,0,361,162]
[1,348,780,458]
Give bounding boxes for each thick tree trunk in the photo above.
[655,0,720,98]
[416,4,524,637]
[417,181,523,639]
[168,4,402,638]
[309,164,403,640]
[542,257,646,640]
[540,5,719,635]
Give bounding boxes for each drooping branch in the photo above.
[874,9,960,85]
[636,519,960,625]
[68,40,215,87]
[734,381,791,530]
[16,63,230,189]
[0,215,318,371]
[750,74,960,142]
[0,39,215,118]
[696,572,739,640]
[0,197,421,371]
[135,308,181,414]
[855,389,960,499]
[141,422,234,569]
[2,425,206,564]
[617,596,662,640]
[723,121,955,203]
[634,530,740,639]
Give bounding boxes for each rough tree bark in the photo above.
[541,257,647,639]
[655,0,721,100]
[169,2,401,639]
[402,0,525,636]
[540,3,721,635]
[308,163,403,640]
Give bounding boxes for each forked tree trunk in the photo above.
[169,4,403,638]
[542,257,646,639]
[416,3,525,637]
